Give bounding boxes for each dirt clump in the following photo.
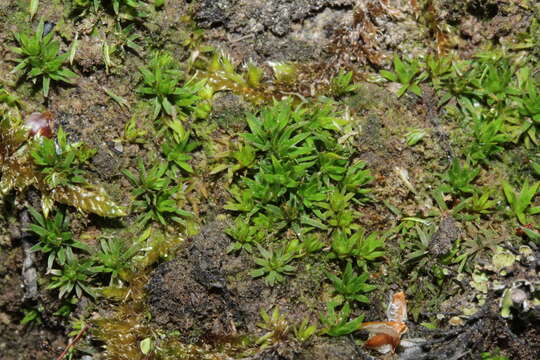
[429,215,460,256]
[146,221,242,342]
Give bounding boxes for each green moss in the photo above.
[1,0,540,358]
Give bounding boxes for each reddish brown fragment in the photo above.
[361,291,408,354]
[25,111,54,138]
[364,333,400,352]
[387,291,407,322]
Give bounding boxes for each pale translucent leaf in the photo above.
[50,184,126,217]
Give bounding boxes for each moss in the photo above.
[1,0,540,358]
[94,274,151,360]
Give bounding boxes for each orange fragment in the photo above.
[386,291,407,322]
[364,333,400,352]
[360,291,408,354]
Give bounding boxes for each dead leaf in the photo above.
[386,291,407,322]
[360,291,408,354]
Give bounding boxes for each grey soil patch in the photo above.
[194,0,356,63]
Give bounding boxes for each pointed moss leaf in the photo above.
[380,69,397,82]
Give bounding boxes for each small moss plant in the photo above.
[329,71,359,98]
[440,158,480,196]
[380,55,427,97]
[123,160,192,227]
[72,0,146,19]
[1,112,125,218]
[161,135,199,174]
[0,86,20,108]
[48,248,100,299]
[319,301,363,336]
[225,217,265,253]
[245,62,264,88]
[326,262,376,304]
[466,188,498,215]
[30,127,94,189]
[137,52,206,121]
[28,207,89,271]
[502,180,540,225]
[10,19,78,97]
[292,318,317,342]
[250,242,299,286]
[329,228,385,268]
[93,237,139,285]
[256,307,289,349]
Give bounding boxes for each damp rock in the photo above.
[194,0,356,63]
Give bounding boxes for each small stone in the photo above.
[0,312,11,325]
[511,288,527,305]
[519,245,533,257]
[492,280,506,291]
[463,306,478,316]
[113,141,123,153]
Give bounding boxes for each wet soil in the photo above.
[0,226,67,359]
[146,220,364,359]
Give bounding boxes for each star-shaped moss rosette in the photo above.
[0,111,126,217]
